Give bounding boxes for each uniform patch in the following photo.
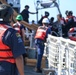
[16,33,21,37]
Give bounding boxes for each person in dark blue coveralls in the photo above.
[0,4,25,75]
[35,18,49,73]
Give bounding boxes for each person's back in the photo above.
[20,9,29,22]
[35,18,49,73]
[0,4,25,75]
[38,11,49,25]
[49,17,54,26]
[13,14,25,44]
[13,22,21,33]
[20,5,37,23]
[20,5,29,22]
[65,11,76,36]
[35,26,47,41]
[38,16,45,25]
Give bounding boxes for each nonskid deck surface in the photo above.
[24,65,42,75]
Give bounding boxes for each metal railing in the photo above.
[44,34,76,75]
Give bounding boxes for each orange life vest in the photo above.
[60,18,65,25]
[65,16,69,23]
[35,26,47,40]
[65,16,76,23]
[0,24,15,63]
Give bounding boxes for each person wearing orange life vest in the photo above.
[35,18,49,73]
[65,10,69,23]
[53,14,66,37]
[0,4,25,75]
[65,11,76,37]
[13,14,28,64]
[38,11,49,25]
[13,14,25,44]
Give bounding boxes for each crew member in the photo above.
[20,5,37,32]
[65,11,76,37]
[35,18,49,73]
[13,14,25,43]
[20,5,37,23]
[38,11,49,25]
[0,4,25,75]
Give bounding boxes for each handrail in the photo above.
[44,35,76,75]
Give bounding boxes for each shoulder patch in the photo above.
[16,32,21,37]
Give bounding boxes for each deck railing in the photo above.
[44,35,76,75]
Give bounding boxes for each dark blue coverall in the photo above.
[35,27,51,70]
[0,22,25,75]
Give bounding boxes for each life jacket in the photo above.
[65,16,69,23]
[60,18,65,25]
[73,16,76,22]
[65,16,76,23]
[0,24,15,63]
[13,22,21,34]
[35,26,47,40]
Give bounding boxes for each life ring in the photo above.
[68,27,76,41]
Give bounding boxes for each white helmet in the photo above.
[42,18,49,23]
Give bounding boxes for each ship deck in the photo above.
[24,65,43,75]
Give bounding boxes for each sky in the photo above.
[20,0,76,22]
